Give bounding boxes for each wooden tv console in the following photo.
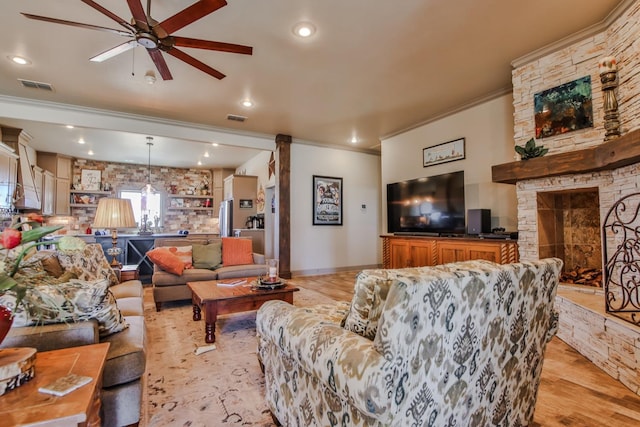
[381,234,519,269]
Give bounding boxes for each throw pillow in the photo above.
[192,242,222,269]
[57,244,119,287]
[222,237,253,266]
[0,278,128,337]
[147,248,185,275]
[158,245,193,269]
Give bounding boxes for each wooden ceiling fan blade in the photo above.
[165,48,225,79]
[160,0,227,34]
[90,40,138,62]
[173,37,252,55]
[21,13,132,37]
[80,0,136,32]
[126,0,150,31]
[147,49,173,80]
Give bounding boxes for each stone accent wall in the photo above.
[511,1,640,395]
[59,159,219,234]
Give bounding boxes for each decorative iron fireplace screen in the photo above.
[602,192,640,326]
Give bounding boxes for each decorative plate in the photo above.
[255,278,286,289]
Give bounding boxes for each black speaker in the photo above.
[467,209,491,235]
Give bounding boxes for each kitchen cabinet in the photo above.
[381,235,518,269]
[94,234,189,282]
[223,174,258,232]
[42,171,55,215]
[212,168,234,217]
[37,152,72,215]
[32,166,43,211]
[1,127,40,210]
[0,142,18,212]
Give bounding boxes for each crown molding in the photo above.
[381,87,513,141]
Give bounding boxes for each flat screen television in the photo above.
[387,170,465,235]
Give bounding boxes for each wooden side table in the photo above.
[119,264,140,282]
[0,343,110,427]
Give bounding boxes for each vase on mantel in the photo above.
[0,305,13,345]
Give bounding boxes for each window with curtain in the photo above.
[119,190,163,228]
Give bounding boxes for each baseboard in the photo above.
[291,264,381,277]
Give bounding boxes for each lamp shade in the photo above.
[93,198,137,229]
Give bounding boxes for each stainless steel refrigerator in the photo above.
[219,199,233,237]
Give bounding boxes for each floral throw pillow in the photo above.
[0,278,128,337]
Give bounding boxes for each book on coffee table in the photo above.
[38,374,93,396]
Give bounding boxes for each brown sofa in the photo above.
[1,245,146,427]
[152,237,268,311]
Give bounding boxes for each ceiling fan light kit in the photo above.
[22,0,253,81]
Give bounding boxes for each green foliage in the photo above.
[515,138,549,160]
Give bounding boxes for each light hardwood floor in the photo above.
[290,271,640,426]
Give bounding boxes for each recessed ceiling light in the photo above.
[211,142,219,147]
[78,138,86,144]
[351,136,358,144]
[242,99,253,108]
[9,56,31,65]
[204,152,210,158]
[88,150,94,156]
[144,70,156,85]
[293,22,316,38]
[197,160,202,166]
[65,125,74,129]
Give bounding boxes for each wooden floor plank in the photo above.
[290,270,640,426]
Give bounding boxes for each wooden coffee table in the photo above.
[188,278,299,343]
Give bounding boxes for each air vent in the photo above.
[227,114,247,122]
[18,79,54,91]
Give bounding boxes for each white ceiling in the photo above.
[0,0,627,168]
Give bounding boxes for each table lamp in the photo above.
[93,198,137,268]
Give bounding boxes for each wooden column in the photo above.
[276,134,292,279]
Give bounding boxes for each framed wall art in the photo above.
[534,75,593,138]
[313,175,342,225]
[423,138,465,167]
[80,169,101,191]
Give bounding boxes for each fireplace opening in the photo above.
[537,188,602,286]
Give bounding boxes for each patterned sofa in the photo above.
[0,244,146,427]
[256,258,563,426]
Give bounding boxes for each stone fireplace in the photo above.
[492,127,640,398]
[490,0,640,397]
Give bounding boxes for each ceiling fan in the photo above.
[21,0,253,80]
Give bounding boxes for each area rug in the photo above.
[140,285,340,426]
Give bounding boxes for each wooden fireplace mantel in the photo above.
[491,128,640,184]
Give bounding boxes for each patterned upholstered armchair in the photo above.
[256,258,562,427]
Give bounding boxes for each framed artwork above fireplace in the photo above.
[534,75,593,139]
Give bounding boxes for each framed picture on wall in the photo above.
[80,169,101,191]
[423,138,465,167]
[313,175,343,225]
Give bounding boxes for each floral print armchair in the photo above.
[256,258,562,426]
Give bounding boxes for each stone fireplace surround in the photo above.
[492,130,640,395]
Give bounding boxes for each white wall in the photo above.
[290,144,381,274]
[381,94,517,231]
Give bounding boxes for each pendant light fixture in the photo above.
[142,136,157,195]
